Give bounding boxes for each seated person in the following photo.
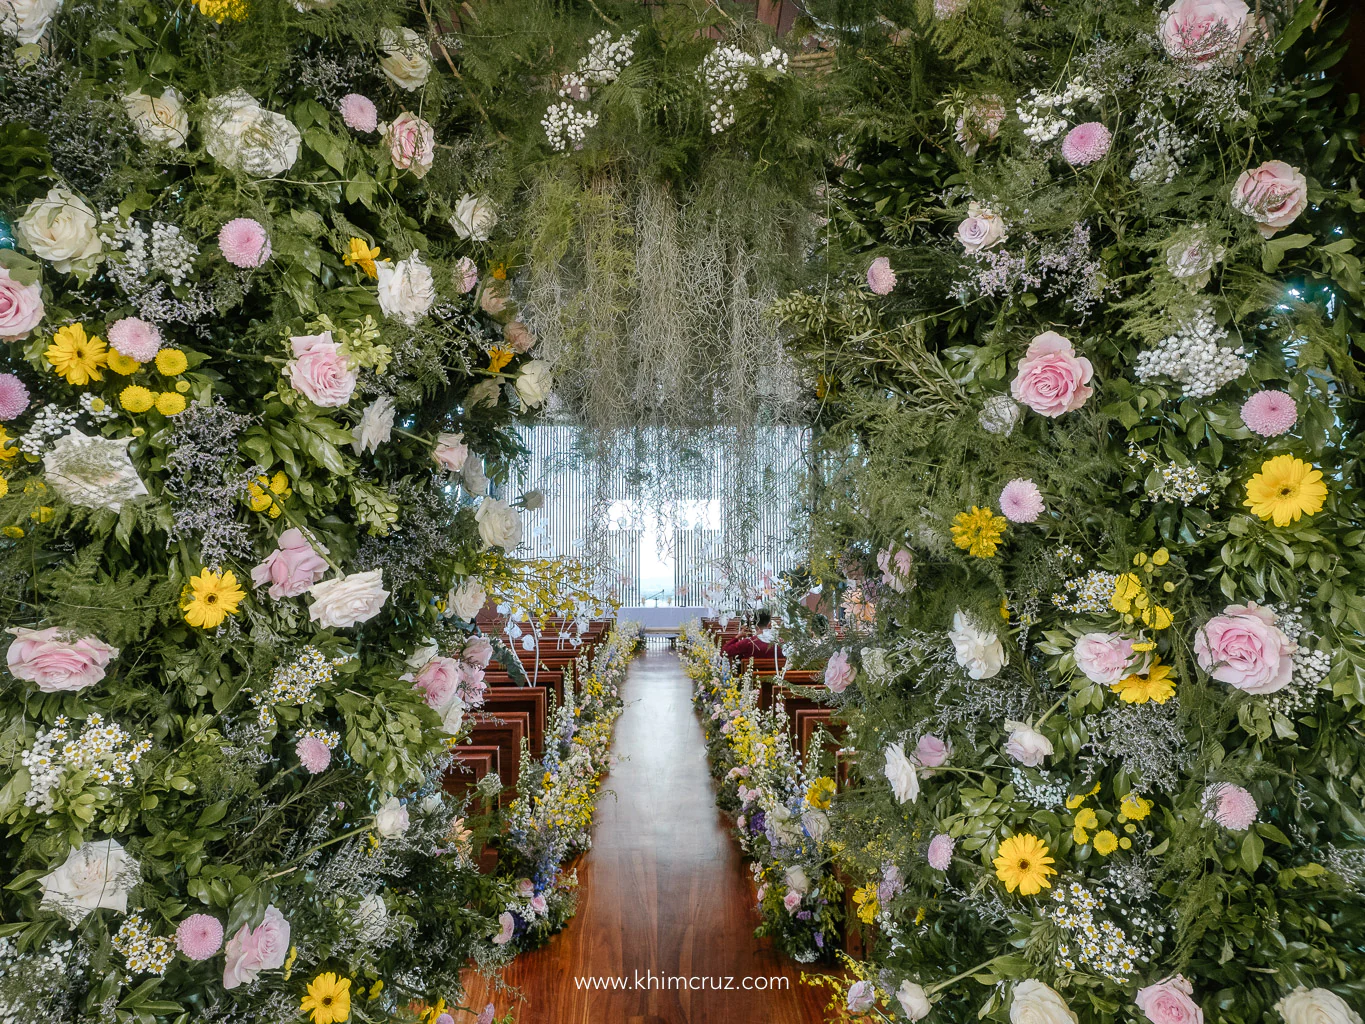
[722,609,777,660]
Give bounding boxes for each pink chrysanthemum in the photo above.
[176,913,224,960]
[927,833,955,871]
[0,373,30,420]
[1241,389,1297,437]
[1061,122,1112,167]
[999,478,1045,523]
[340,93,379,133]
[453,256,478,294]
[218,218,272,269]
[1205,783,1258,830]
[296,735,332,774]
[867,256,897,296]
[106,316,162,362]
[435,1015,455,1024]
[475,1005,495,1024]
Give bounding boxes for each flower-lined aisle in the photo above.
[679,623,843,965]
[480,622,639,956]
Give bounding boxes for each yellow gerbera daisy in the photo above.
[343,238,380,278]
[182,568,245,629]
[155,348,189,376]
[46,323,108,385]
[300,972,351,1024]
[1244,455,1327,527]
[0,427,17,461]
[1110,658,1177,704]
[993,833,1056,895]
[195,0,248,21]
[1092,830,1118,855]
[805,776,836,810]
[951,505,1007,558]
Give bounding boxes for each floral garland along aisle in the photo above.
[679,623,843,965]
[775,1,1365,1023]
[481,622,639,957]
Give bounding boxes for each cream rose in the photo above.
[379,27,431,91]
[0,0,61,43]
[1011,980,1078,1024]
[122,88,189,148]
[949,609,1006,679]
[17,188,102,275]
[514,360,553,409]
[475,497,523,550]
[883,741,920,804]
[957,202,1007,253]
[308,570,390,628]
[1003,721,1054,767]
[449,194,499,241]
[1275,988,1362,1024]
[445,578,486,621]
[40,839,139,920]
[898,981,932,1022]
[376,252,436,325]
[384,111,435,178]
[203,89,301,178]
[352,395,395,455]
[374,796,410,838]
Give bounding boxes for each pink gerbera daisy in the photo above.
[1241,389,1297,437]
[1204,782,1258,830]
[999,478,1045,523]
[176,914,224,960]
[927,833,955,870]
[0,373,30,420]
[1061,122,1112,167]
[296,735,332,774]
[218,218,272,269]
[106,316,162,362]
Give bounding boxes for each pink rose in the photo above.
[433,432,468,473]
[410,656,463,711]
[1136,975,1204,1024]
[515,877,535,898]
[251,528,329,599]
[492,911,515,945]
[867,256,896,295]
[1010,331,1094,417]
[6,626,118,692]
[957,203,1007,253]
[456,662,487,708]
[1194,602,1293,694]
[1231,160,1308,238]
[955,95,1005,156]
[783,890,802,912]
[529,894,548,914]
[1073,632,1137,685]
[0,266,44,341]
[1159,0,1251,64]
[1203,783,1257,830]
[339,93,378,133]
[287,331,357,408]
[877,546,912,593]
[914,734,952,768]
[385,112,435,179]
[503,320,535,354]
[222,905,290,989]
[825,649,856,693]
[453,256,478,294]
[462,635,494,669]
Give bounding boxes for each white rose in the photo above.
[375,252,435,324]
[17,188,102,275]
[43,430,148,513]
[204,89,301,177]
[801,808,829,842]
[979,395,1022,436]
[1003,721,1054,767]
[521,489,545,511]
[308,570,390,628]
[40,839,139,921]
[0,0,60,43]
[476,497,523,550]
[374,796,410,838]
[1276,988,1362,1024]
[439,697,466,735]
[949,610,1006,679]
[1010,980,1077,1024]
[462,457,490,496]
[351,395,395,455]
[897,981,932,1022]
[445,578,486,621]
[379,27,431,91]
[122,88,189,148]
[449,194,499,241]
[514,360,553,409]
[884,741,920,804]
[957,202,1008,254]
[406,642,439,670]
[354,894,389,945]
[783,865,810,894]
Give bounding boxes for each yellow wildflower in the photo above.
[0,427,16,461]
[1073,807,1098,830]
[1119,794,1153,822]
[1092,830,1118,855]
[107,350,141,375]
[195,0,248,21]
[343,238,380,278]
[805,776,836,810]
[488,347,514,373]
[120,386,155,413]
[951,505,1006,558]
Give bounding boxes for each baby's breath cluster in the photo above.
[22,714,150,814]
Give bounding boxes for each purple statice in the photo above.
[163,400,257,565]
[748,809,766,834]
[953,222,1110,317]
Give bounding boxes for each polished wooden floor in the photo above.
[461,649,832,1024]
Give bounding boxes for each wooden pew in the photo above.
[481,688,546,756]
[467,712,529,804]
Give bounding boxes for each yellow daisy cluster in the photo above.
[951,505,1007,558]
[1110,548,1174,630]
[1067,784,1153,854]
[246,470,293,517]
[195,0,248,21]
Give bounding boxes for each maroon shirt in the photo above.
[721,635,776,660]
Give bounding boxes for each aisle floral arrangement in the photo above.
[776,1,1365,1022]
[680,623,842,963]
[0,0,558,1019]
[484,623,639,956]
